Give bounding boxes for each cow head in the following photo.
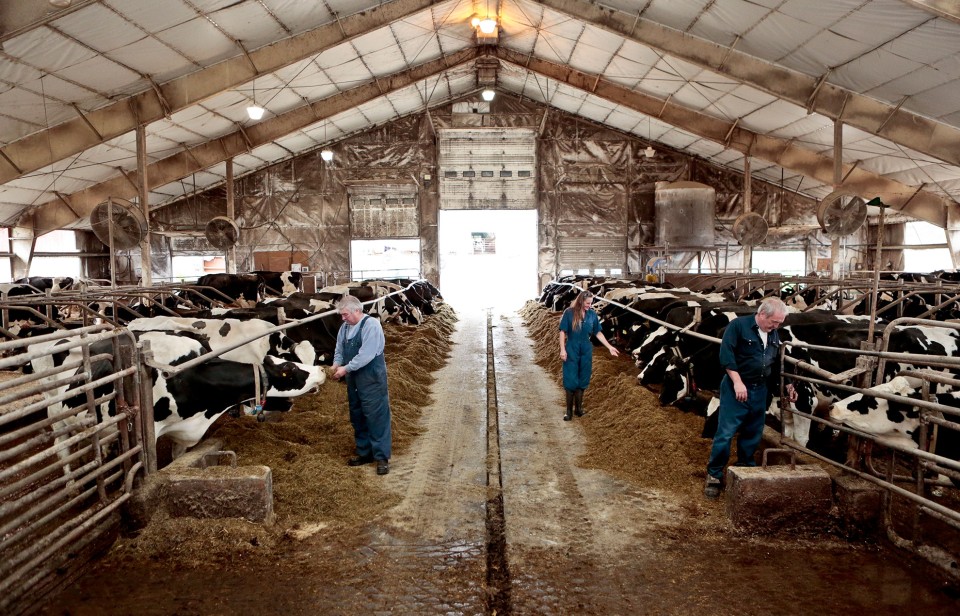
[659,354,692,405]
[828,377,921,443]
[262,355,325,396]
[638,345,677,386]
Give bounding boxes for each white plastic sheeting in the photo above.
[0,0,958,231]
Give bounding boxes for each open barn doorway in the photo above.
[438,210,538,313]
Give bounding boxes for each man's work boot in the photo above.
[704,475,722,499]
[376,459,390,475]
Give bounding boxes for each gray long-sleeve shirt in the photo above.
[333,315,386,372]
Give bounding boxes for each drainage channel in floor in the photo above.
[485,309,512,615]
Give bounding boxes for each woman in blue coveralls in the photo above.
[559,291,620,421]
[331,295,392,475]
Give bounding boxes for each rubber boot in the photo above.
[574,389,585,417]
[564,390,574,421]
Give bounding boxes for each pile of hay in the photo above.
[107,305,458,565]
[520,301,723,527]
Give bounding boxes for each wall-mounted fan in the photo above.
[90,197,147,250]
[817,190,867,239]
[90,198,148,287]
[204,216,240,249]
[732,211,769,246]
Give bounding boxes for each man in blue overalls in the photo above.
[331,295,392,475]
[704,297,796,498]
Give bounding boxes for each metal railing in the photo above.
[0,324,144,615]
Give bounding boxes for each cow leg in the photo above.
[564,390,574,421]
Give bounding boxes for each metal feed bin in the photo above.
[654,181,716,248]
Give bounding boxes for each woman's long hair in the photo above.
[570,291,593,331]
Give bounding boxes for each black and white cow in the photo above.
[192,306,340,366]
[13,276,75,293]
[253,270,302,297]
[261,292,335,315]
[829,376,960,487]
[128,316,317,366]
[194,273,264,306]
[148,352,323,456]
[41,329,325,462]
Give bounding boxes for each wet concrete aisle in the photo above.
[36,308,959,615]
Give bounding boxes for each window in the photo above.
[481,170,494,177]
[751,250,806,276]
[463,170,476,178]
[0,228,9,282]
[350,239,420,280]
[500,170,512,177]
[30,230,81,279]
[445,171,457,178]
[172,256,224,281]
[518,170,531,178]
[903,221,951,272]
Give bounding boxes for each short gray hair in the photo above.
[336,295,363,313]
[757,297,787,318]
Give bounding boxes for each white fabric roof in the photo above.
[1,0,959,231]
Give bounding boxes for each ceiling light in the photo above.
[481,89,496,102]
[247,78,265,120]
[49,0,72,7]
[644,115,656,158]
[471,17,481,28]
[321,149,333,162]
[478,18,497,34]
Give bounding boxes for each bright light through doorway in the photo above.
[438,210,538,313]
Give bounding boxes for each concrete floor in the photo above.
[37,307,960,615]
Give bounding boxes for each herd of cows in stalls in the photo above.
[0,272,443,462]
[538,274,960,484]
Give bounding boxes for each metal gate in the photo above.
[0,325,145,615]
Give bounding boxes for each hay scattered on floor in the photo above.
[519,301,724,528]
[107,305,459,566]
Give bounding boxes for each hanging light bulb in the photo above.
[644,115,656,158]
[320,120,333,161]
[481,89,496,102]
[247,78,265,120]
